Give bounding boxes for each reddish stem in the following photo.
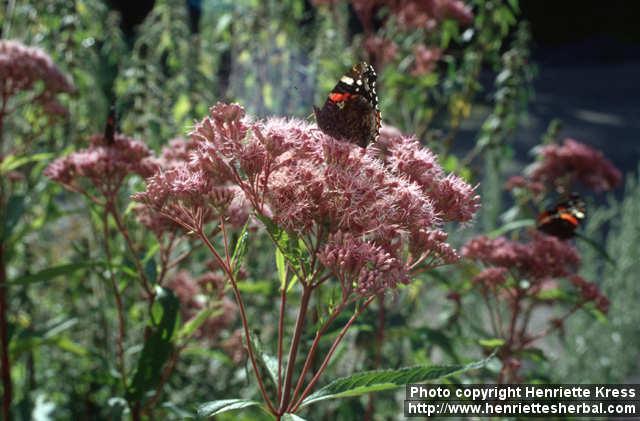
[288,300,346,407]
[290,296,375,413]
[278,284,313,413]
[109,203,154,299]
[365,294,386,419]
[277,282,287,403]
[199,230,276,414]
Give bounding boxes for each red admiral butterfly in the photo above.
[314,62,381,147]
[104,104,116,145]
[537,194,586,239]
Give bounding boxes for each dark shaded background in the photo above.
[516,0,640,175]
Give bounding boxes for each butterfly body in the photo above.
[314,62,381,147]
[537,194,586,239]
[104,105,117,145]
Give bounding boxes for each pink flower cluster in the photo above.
[504,175,544,196]
[167,270,237,340]
[45,133,156,198]
[133,123,250,232]
[463,232,580,281]
[175,102,479,296]
[0,40,74,112]
[529,138,622,192]
[472,267,508,289]
[363,35,398,68]
[313,1,472,72]
[569,275,609,313]
[346,0,473,32]
[390,0,473,30]
[463,232,608,312]
[411,45,442,76]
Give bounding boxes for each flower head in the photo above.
[0,40,74,107]
[530,138,622,192]
[411,45,442,76]
[364,35,398,67]
[569,275,609,313]
[184,102,479,297]
[45,133,155,197]
[462,232,580,281]
[132,163,248,232]
[167,270,237,341]
[473,267,508,289]
[318,233,409,296]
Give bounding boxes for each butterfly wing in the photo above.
[314,62,381,147]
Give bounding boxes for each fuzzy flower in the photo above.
[462,232,580,281]
[133,204,183,237]
[0,40,74,105]
[529,138,622,192]
[435,0,474,26]
[364,35,398,67]
[473,267,508,289]
[411,45,442,76]
[45,133,155,197]
[318,233,409,296]
[166,270,237,341]
[222,329,247,364]
[569,275,609,313]
[393,0,473,30]
[179,103,478,296]
[504,175,544,196]
[132,163,248,232]
[376,134,480,222]
[159,137,201,169]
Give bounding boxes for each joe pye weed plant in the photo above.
[132,102,485,419]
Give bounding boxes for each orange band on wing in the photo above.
[329,92,354,102]
[559,212,579,226]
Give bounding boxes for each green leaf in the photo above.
[300,354,495,407]
[0,153,53,174]
[172,94,191,124]
[2,194,25,242]
[161,402,194,419]
[236,280,273,294]
[249,331,278,387]
[231,222,249,277]
[8,262,100,286]
[256,214,310,282]
[144,257,158,284]
[177,307,220,340]
[478,338,506,348]
[487,219,534,238]
[126,286,180,402]
[282,414,307,421]
[196,399,261,418]
[276,247,286,289]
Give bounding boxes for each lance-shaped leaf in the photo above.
[197,399,261,418]
[300,354,495,407]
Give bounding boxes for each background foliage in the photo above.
[1,0,638,419]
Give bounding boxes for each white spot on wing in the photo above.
[340,76,355,85]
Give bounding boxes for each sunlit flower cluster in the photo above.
[157,102,480,296]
